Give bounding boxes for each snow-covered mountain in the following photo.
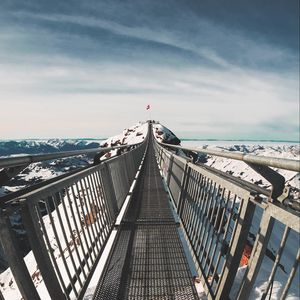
[179,142,300,203]
[0,139,103,156]
[0,121,149,299]
[152,122,299,193]
[0,121,299,300]
[0,140,103,196]
[3,122,296,197]
[153,123,181,145]
[0,122,148,196]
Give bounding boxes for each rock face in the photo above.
[153,122,200,161]
[152,123,181,145]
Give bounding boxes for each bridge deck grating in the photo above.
[92,136,198,300]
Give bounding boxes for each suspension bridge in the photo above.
[0,121,299,300]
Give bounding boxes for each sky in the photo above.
[0,0,299,140]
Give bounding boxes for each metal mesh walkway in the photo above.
[94,141,198,300]
[93,138,198,300]
[122,224,197,300]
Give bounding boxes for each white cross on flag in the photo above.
[146,104,150,110]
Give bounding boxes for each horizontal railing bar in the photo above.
[0,149,137,206]
[0,127,149,300]
[0,165,92,206]
[159,142,300,172]
[154,137,300,300]
[192,162,271,197]
[8,161,112,204]
[4,141,146,208]
[156,143,271,198]
[0,143,141,169]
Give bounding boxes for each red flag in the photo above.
[146,104,150,110]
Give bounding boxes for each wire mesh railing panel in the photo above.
[160,151,172,179]
[168,158,185,207]
[107,156,130,210]
[179,164,255,299]
[20,166,114,300]
[237,205,300,300]
[154,141,300,300]
[0,139,147,300]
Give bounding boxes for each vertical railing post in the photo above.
[177,162,191,214]
[101,162,118,217]
[166,154,174,187]
[215,198,256,299]
[0,208,41,300]
[121,155,130,187]
[158,147,163,164]
[237,213,275,300]
[20,200,65,300]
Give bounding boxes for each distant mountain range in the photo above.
[0,139,104,156]
[0,123,299,299]
[1,136,299,196]
[0,122,149,196]
[181,138,299,143]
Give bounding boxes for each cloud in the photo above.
[0,2,298,140]
[8,9,298,71]
[0,59,298,139]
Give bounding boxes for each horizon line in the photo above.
[0,137,299,143]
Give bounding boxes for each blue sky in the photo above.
[0,0,299,140]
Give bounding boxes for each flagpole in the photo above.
[146,104,151,121]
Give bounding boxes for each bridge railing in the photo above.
[0,139,147,300]
[0,144,134,169]
[0,143,141,189]
[154,140,300,300]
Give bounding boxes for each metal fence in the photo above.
[0,139,147,300]
[154,141,300,300]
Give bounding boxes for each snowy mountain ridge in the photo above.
[0,139,104,156]
[0,121,299,300]
[1,121,298,196]
[0,122,148,196]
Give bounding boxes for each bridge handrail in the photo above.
[154,139,300,300]
[0,134,149,300]
[159,142,300,172]
[0,143,141,169]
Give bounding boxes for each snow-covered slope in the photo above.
[99,122,148,160]
[0,121,299,300]
[154,123,299,191]
[0,140,103,196]
[0,122,148,196]
[154,123,300,299]
[199,144,299,185]
[181,142,300,203]
[0,122,149,299]
[101,122,147,147]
